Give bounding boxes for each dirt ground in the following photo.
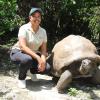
[0,72,71,100]
[0,69,100,100]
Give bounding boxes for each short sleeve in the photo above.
[43,29,47,43]
[18,26,27,38]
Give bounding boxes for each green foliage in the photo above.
[0,0,100,48]
[68,88,78,96]
[88,7,100,44]
[38,0,100,49]
[0,0,24,35]
[34,0,98,50]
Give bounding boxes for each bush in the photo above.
[0,0,24,36]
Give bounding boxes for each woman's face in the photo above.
[29,12,41,26]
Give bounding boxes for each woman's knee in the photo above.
[20,55,33,64]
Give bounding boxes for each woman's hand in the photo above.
[38,60,46,72]
[36,55,46,72]
[38,41,47,72]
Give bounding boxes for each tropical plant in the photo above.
[0,0,24,36]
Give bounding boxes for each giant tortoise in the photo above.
[47,35,100,92]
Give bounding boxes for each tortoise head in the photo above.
[79,59,96,75]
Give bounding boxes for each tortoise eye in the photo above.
[82,59,91,66]
[82,60,87,66]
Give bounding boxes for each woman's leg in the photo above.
[10,49,33,80]
[30,59,51,75]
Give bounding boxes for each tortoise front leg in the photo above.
[56,70,72,92]
[91,66,100,84]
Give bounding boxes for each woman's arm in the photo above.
[38,42,47,72]
[40,42,47,61]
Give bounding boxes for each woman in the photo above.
[10,7,50,88]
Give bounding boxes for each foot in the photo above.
[30,74,38,81]
[27,70,38,81]
[18,80,26,89]
[51,87,58,93]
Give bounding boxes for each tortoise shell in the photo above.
[52,35,100,76]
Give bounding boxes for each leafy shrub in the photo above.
[68,88,78,96]
[0,0,24,36]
